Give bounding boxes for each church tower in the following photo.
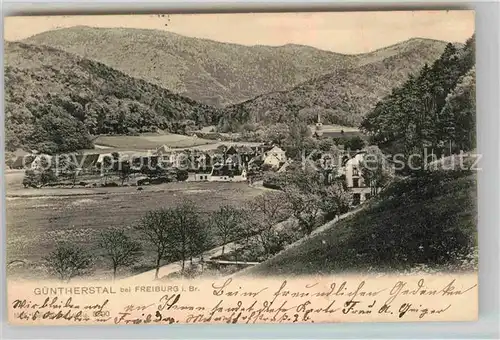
[314,112,323,137]
[316,112,323,129]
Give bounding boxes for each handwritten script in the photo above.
[8,274,478,325]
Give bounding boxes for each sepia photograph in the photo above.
[4,10,478,325]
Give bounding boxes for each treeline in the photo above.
[4,42,221,154]
[360,35,476,165]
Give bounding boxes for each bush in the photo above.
[137,179,150,186]
[149,177,170,185]
[101,182,119,187]
[262,172,286,190]
[176,169,189,182]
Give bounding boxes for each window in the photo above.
[353,193,361,205]
[353,178,359,188]
[365,193,371,201]
[353,166,359,176]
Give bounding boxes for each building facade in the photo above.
[343,151,372,205]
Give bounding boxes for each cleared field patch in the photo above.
[6,182,262,280]
[94,133,216,150]
[310,124,360,133]
[308,124,366,139]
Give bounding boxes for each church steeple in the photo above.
[315,112,322,129]
[314,111,323,138]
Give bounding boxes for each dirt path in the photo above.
[121,214,293,283]
[230,205,365,278]
[121,202,363,282]
[121,242,239,283]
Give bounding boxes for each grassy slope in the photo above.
[221,38,449,127]
[245,170,477,276]
[24,26,357,107]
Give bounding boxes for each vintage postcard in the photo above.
[4,11,478,325]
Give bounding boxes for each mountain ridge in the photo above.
[217,38,450,129]
[24,26,449,108]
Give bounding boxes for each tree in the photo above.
[283,118,314,159]
[176,169,189,182]
[38,156,57,187]
[285,166,323,195]
[439,68,476,152]
[63,159,79,187]
[118,160,132,185]
[359,146,393,196]
[44,242,93,282]
[319,181,352,220]
[23,169,39,188]
[344,136,366,152]
[249,191,290,231]
[169,200,206,272]
[210,205,244,255]
[28,105,93,154]
[135,209,177,279]
[40,168,57,187]
[99,228,142,280]
[360,35,475,168]
[111,152,120,163]
[101,155,113,184]
[5,152,14,169]
[283,185,322,235]
[264,123,289,144]
[318,138,335,152]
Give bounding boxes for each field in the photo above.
[308,124,366,139]
[309,124,360,133]
[94,133,216,150]
[6,180,263,280]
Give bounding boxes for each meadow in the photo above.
[6,181,263,280]
[94,133,216,150]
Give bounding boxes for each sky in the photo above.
[4,11,475,54]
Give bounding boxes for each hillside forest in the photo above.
[361,36,476,164]
[4,32,475,161]
[4,42,221,154]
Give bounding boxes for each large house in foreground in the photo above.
[342,152,372,205]
[340,151,393,205]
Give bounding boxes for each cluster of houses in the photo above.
[9,142,376,206]
[154,143,289,182]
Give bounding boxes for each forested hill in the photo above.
[360,35,476,157]
[4,41,222,154]
[216,38,449,130]
[24,26,357,107]
[26,27,449,109]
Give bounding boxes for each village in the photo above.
[7,117,377,208]
[4,14,477,288]
[6,114,373,206]
[5,118,390,281]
